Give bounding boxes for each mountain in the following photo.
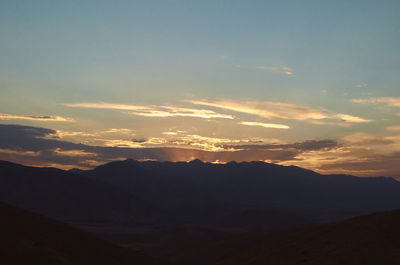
[80,159,400,222]
[83,159,234,224]
[2,158,400,228]
[2,159,400,264]
[0,160,158,225]
[0,200,169,265]
[187,210,400,265]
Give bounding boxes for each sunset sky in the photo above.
[1,1,400,177]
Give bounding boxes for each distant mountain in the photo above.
[0,160,158,225]
[0,201,169,265]
[80,159,400,222]
[2,158,400,228]
[83,159,233,224]
[184,209,400,265]
[2,159,400,265]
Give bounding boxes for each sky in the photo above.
[1,0,400,177]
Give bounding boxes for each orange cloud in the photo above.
[53,148,98,157]
[0,113,73,122]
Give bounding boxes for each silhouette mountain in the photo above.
[1,158,400,229]
[82,159,320,225]
[2,159,400,264]
[0,200,170,265]
[83,159,232,224]
[80,159,400,222]
[0,160,158,225]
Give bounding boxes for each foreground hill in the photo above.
[0,160,158,224]
[209,209,400,265]
[0,201,168,265]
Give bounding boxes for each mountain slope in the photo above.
[0,160,158,224]
[213,210,400,265]
[84,159,233,224]
[0,201,169,265]
[83,159,400,222]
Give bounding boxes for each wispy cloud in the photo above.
[342,132,394,145]
[53,148,98,157]
[0,113,73,122]
[386,125,400,132]
[356,82,368,88]
[66,102,233,119]
[102,128,135,134]
[352,97,400,107]
[187,99,371,124]
[257,66,294,76]
[240,121,290,129]
[66,102,147,111]
[334,114,371,123]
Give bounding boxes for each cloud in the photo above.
[102,128,135,134]
[240,121,290,129]
[356,83,368,88]
[342,132,394,145]
[2,124,398,177]
[386,125,400,132]
[0,124,337,169]
[221,139,338,152]
[334,114,371,123]
[53,148,98,157]
[352,97,400,107]
[66,102,233,119]
[162,131,178,135]
[187,99,371,124]
[257,66,294,76]
[316,151,400,177]
[0,113,73,122]
[66,102,147,111]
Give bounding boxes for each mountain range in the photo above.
[1,158,400,264]
[1,158,400,227]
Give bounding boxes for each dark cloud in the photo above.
[0,124,338,170]
[318,152,400,178]
[220,139,338,152]
[132,138,147,143]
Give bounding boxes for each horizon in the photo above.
[1,1,400,178]
[2,156,399,183]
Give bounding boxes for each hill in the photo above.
[0,160,158,225]
[211,210,400,265]
[0,201,169,265]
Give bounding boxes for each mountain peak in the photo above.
[189,159,204,164]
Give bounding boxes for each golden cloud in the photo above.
[53,148,98,157]
[187,99,370,124]
[66,102,233,119]
[240,121,290,129]
[0,113,73,122]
